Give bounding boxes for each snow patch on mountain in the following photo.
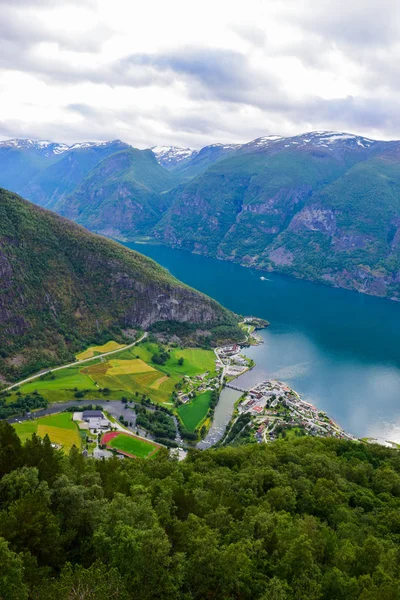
[0,138,119,156]
[151,145,198,168]
[292,131,376,149]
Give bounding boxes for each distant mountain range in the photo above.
[1,131,400,300]
[0,188,239,382]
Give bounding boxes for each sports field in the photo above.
[13,412,81,453]
[102,431,159,458]
[177,391,212,432]
[76,341,126,360]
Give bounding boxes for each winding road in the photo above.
[4,332,148,392]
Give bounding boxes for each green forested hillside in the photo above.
[56,148,178,236]
[22,141,129,209]
[1,423,400,599]
[154,136,400,299]
[3,133,400,300]
[0,189,239,381]
[154,146,359,256]
[0,141,129,208]
[269,151,400,296]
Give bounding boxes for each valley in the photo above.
[2,131,400,301]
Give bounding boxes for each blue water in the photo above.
[125,242,400,442]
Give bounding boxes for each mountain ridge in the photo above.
[0,188,240,382]
[2,131,400,300]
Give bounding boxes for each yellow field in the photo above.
[37,424,81,453]
[82,362,109,377]
[150,375,169,389]
[107,359,155,375]
[76,341,126,360]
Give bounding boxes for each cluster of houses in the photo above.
[235,379,356,444]
[215,344,251,377]
[177,372,219,404]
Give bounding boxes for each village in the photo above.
[175,339,256,405]
[233,379,357,444]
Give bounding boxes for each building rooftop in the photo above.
[82,410,103,419]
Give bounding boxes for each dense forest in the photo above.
[1,422,400,599]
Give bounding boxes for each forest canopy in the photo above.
[0,421,400,599]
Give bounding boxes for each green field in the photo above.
[106,433,159,458]
[13,412,81,453]
[128,343,216,376]
[16,367,97,397]
[163,348,216,376]
[8,343,216,411]
[177,391,212,432]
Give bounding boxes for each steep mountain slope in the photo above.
[3,132,400,300]
[171,142,242,180]
[56,148,178,237]
[0,142,60,192]
[269,146,400,297]
[154,132,400,298]
[0,139,129,208]
[20,141,129,209]
[154,133,375,256]
[0,188,239,381]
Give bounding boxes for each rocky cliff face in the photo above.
[154,140,400,300]
[0,189,238,381]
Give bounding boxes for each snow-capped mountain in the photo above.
[150,145,198,169]
[0,138,122,157]
[240,131,378,154]
[283,131,376,149]
[0,139,70,156]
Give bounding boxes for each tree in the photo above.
[0,537,28,600]
[178,357,184,366]
[36,561,129,600]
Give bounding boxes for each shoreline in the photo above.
[202,323,359,449]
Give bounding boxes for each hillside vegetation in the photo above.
[3,132,400,299]
[154,136,400,299]
[1,426,400,599]
[56,148,177,236]
[0,189,240,381]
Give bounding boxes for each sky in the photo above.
[0,0,399,148]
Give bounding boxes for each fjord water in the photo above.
[126,242,400,443]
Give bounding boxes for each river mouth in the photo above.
[124,241,400,445]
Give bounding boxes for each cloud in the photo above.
[1,0,400,147]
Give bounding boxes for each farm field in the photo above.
[102,431,159,458]
[76,340,126,360]
[124,343,216,376]
[160,348,216,376]
[13,412,81,453]
[7,342,216,412]
[14,367,97,398]
[177,391,212,432]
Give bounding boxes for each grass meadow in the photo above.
[177,391,212,432]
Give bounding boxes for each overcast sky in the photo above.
[0,0,399,148]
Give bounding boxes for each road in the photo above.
[4,332,148,392]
